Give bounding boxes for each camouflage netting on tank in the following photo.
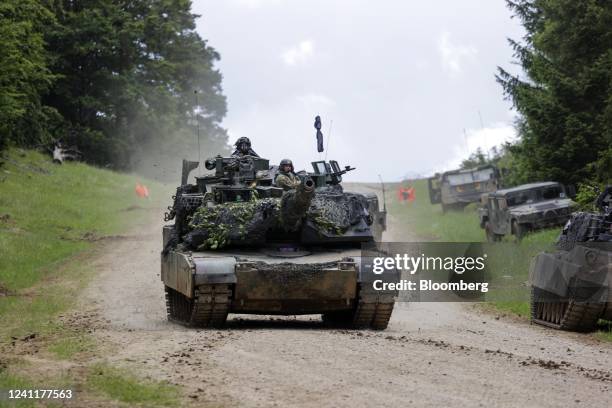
[185,198,280,249]
[307,192,369,234]
[182,190,370,250]
[278,185,314,230]
[556,212,612,250]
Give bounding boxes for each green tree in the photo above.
[497,0,612,185]
[460,148,488,169]
[41,0,228,171]
[0,1,55,148]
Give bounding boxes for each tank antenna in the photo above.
[478,109,490,161]
[378,174,387,212]
[324,119,333,161]
[194,90,202,175]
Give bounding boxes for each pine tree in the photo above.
[40,0,228,170]
[0,1,55,147]
[497,0,612,185]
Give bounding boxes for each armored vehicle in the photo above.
[479,182,575,241]
[161,152,395,330]
[428,165,499,213]
[529,186,612,331]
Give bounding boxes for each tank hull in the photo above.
[161,246,398,329]
[529,244,612,331]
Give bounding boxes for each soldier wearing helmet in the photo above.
[275,159,301,191]
[232,137,259,158]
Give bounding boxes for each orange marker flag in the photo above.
[407,187,415,202]
[135,183,149,198]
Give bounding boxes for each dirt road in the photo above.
[79,185,611,407]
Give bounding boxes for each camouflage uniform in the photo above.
[276,171,301,191]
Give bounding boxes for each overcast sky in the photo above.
[192,0,525,181]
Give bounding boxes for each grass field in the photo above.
[0,148,177,406]
[387,178,611,339]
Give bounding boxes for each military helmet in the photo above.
[235,137,251,147]
[280,158,294,172]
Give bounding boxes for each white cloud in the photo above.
[194,0,525,181]
[232,0,282,8]
[440,122,518,172]
[282,40,314,66]
[437,31,478,76]
[296,93,336,107]
[415,59,430,71]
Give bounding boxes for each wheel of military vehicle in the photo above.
[511,220,526,241]
[530,286,604,332]
[485,222,501,242]
[164,285,232,328]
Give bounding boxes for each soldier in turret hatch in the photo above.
[231,137,259,157]
[275,159,301,191]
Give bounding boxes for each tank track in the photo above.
[165,284,232,328]
[322,285,395,330]
[352,297,395,330]
[530,287,604,332]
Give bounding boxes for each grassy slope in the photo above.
[388,179,611,339]
[0,149,179,406]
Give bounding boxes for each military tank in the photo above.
[161,151,395,330]
[529,186,612,331]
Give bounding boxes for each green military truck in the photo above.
[428,165,499,213]
[478,181,575,241]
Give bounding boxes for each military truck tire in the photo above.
[485,222,500,242]
[165,284,232,328]
[530,286,604,332]
[511,221,527,241]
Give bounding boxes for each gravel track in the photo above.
[79,184,611,407]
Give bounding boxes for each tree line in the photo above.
[463,0,611,198]
[0,0,228,175]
